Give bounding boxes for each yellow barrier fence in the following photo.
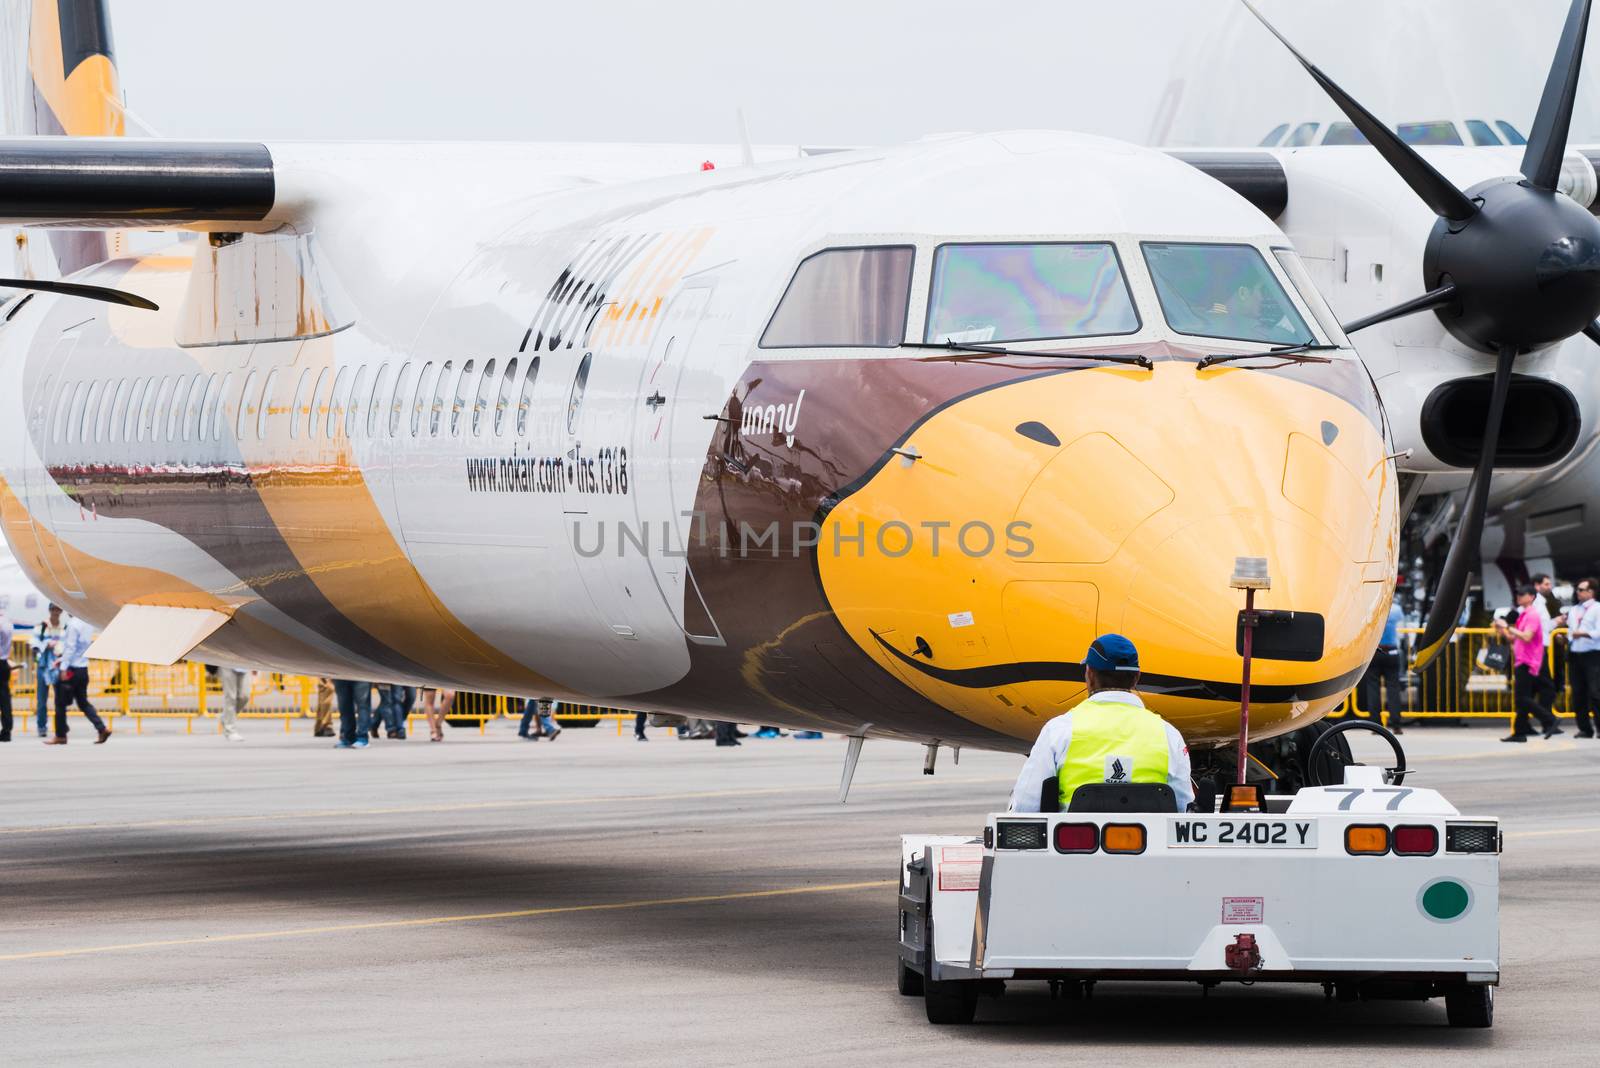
[10,624,1582,735]
[7,636,639,734]
[1333,626,1582,721]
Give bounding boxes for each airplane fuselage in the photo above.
[0,132,1399,751]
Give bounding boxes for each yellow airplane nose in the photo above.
[815,359,1399,747]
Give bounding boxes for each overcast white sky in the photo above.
[109,0,1600,147]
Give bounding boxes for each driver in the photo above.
[1008,634,1194,812]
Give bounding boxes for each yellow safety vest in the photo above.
[1057,697,1171,809]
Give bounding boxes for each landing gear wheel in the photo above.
[1306,718,1407,786]
[1445,985,1494,1028]
[897,958,924,996]
[923,978,979,1024]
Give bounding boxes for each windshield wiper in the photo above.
[1196,342,1343,369]
[903,340,1153,370]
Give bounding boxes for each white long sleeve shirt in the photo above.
[1008,690,1194,812]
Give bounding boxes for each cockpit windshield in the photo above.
[924,242,1140,344]
[1142,242,1314,346]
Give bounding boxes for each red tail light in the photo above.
[1054,823,1099,853]
[1393,825,1439,856]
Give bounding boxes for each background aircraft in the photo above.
[1157,0,1600,615]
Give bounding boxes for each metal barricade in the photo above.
[1335,625,1580,722]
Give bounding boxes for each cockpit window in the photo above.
[1397,121,1463,146]
[1465,120,1502,146]
[1322,122,1368,146]
[1142,242,1314,346]
[1496,121,1527,145]
[1258,123,1289,147]
[1285,122,1320,147]
[759,246,914,348]
[924,242,1139,344]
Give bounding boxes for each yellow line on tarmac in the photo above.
[0,880,897,963]
[0,777,1014,837]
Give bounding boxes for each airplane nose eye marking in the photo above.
[1015,421,1060,447]
[1321,420,1339,446]
[913,636,934,658]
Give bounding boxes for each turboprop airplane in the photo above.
[3,0,1599,789]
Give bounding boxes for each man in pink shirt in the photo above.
[1495,585,1563,742]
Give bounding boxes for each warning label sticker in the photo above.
[938,846,983,891]
[1221,896,1265,924]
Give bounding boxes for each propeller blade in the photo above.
[1585,319,1600,346]
[1240,1,1478,223]
[1341,283,1457,335]
[1412,346,1518,670]
[0,277,158,311]
[1522,0,1594,191]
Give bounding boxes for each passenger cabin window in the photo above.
[289,369,311,439]
[167,376,191,442]
[108,379,131,443]
[389,362,415,437]
[258,369,278,440]
[326,367,351,439]
[926,243,1139,344]
[69,381,90,445]
[125,378,148,443]
[366,364,390,438]
[81,380,102,445]
[1142,243,1314,347]
[95,379,116,444]
[212,372,234,443]
[411,361,436,437]
[472,358,496,436]
[52,381,73,444]
[450,359,474,437]
[494,358,518,436]
[516,357,540,437]
[566,353,591,434]
[346,365,369,438]
[148,377,171,442]
[238,372,259,440]
[759,246,914,348]
[430,360,453,437]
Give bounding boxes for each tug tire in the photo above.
[1445,985,1493,1028]
[924,978,979,1024]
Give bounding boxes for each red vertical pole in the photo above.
[1237,587,1255,784]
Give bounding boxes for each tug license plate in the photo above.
[1169,819,1318,849]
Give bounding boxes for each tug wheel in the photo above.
[1306,719,1407,786]
[924,978,979,1024]
[920,891,977,1024]
[897,958,924,997]
[1445,985,1494,1028]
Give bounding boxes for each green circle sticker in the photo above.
[1418,878,1472,922]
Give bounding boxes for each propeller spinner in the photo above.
[1244,0,1600,667]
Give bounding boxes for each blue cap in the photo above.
[1084,633,1140,673]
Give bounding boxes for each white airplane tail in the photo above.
[0,0,127,278]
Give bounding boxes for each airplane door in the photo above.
[631,282,724,645]
[28,327,86,599]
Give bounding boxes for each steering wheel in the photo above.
[1305,719,1407,787]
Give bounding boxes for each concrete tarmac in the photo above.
[1,719,1596,1066]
